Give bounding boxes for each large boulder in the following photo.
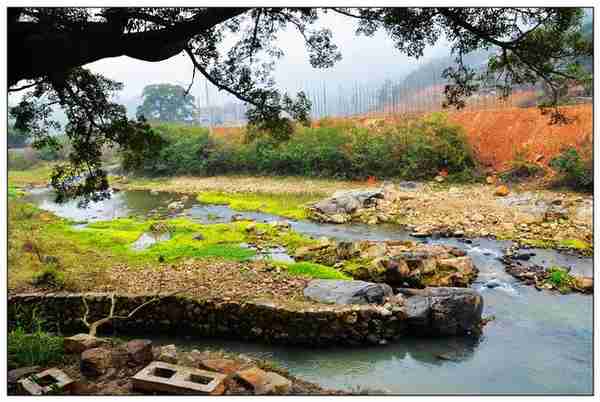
[399,287,484,336]
[303,279,393,305]
[80,347,114,377]
[307,189,384,223]
[126,339,153,365]
[64,334,109,354]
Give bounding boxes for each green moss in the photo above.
[520,238,592,255]
[197,191,317,220]
[8,184,25,199]
[558,239,591,251]
[546,266,576,293]
[280,261,351,280]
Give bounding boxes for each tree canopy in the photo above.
[137,84,196,123]
[8,7,593,203]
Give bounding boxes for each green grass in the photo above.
[8,199,324,290]
[8,327,64,369]
[280,261,351,280]
[8,164,54,186]
[8,184,25,199]
[546,266,576,294]
[521,238,592,255]
[197,191,318,220]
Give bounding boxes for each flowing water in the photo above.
[23,188,593,394]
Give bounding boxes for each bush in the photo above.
[550,147,593,192]
[122,115,478,181]
[31,265,65,289]
[500,150,545,182]
[8,311,64,368]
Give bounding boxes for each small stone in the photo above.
[157,344,178,364]
[574,276,593,293]
[126,339,153,365]
[200,359,243,374]
[494,185,510,197]
[192,233,205,241]
[434,175,445,183]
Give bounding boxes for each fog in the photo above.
[84,11,450,110]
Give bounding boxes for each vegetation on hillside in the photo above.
[122,114,477,181]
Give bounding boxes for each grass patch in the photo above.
[520,238,592,255]
[546,266,576,294]
[8,199,323,290]
[197,191,317,220]
[8,310,64,369]
[280,261,351,280]
[8,184,25,199]
[8,164,54,186]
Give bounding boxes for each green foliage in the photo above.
[8,123,30,148]
[125,114,476,181]
[31,264,65,289]
[8,311,64,368]
[500,150,545,182]
[136,83,196,122]
[8,185,25,199]
[550,147,592,192]
[546,266,575,293]
[281,261,351,280]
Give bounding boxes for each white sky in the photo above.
[83,11,450,107]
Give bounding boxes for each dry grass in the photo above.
[119,175,371,197]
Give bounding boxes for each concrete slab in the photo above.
[18,368,74,395]
[132,361,227,395]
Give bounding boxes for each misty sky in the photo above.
[85,11,450,107]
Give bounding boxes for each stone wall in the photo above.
[8,290,482,346]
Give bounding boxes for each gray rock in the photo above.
[484,279,503,289]
[396,287,483,335]
[309,189,384,222]
[192,233,205,241]
[157,344,178,364]
[303,279,393,305]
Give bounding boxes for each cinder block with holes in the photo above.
[132,361,227,395]
[18,368,74,395]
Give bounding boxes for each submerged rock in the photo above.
[303,279,393,305]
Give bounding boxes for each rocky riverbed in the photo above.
[306,182,592,255]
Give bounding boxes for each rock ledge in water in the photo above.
[303,279,393,305]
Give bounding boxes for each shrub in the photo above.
[500,150,545,182]
[8,310,64,368]
[546,266,575,294]
[123,115,478,181]
[550,147,593,192]
[31,265,65,289]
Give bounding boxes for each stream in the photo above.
[23,188,593,394]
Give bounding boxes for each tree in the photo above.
[136,84,196,122]
[8,7,592,202]
[8,123,30,148]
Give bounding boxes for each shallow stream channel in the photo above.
[24,188,593,394]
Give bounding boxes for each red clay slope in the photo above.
[447,104,593,172]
